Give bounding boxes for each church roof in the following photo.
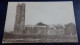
[36,22,48,26]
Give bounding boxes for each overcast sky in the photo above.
[4,1,76,32]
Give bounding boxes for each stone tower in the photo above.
[14,3,25,34]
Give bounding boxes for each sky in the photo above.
[4,1,76,32]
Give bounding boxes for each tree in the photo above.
[64,23,77,35]
[55,24,64,30]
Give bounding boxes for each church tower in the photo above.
[14,3,25,34]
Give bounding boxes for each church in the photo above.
[14,3,76,35]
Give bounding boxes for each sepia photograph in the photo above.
[2,1,78,43]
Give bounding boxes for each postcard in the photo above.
[2,1,78,43]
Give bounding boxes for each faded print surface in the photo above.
[2,2,78,43]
